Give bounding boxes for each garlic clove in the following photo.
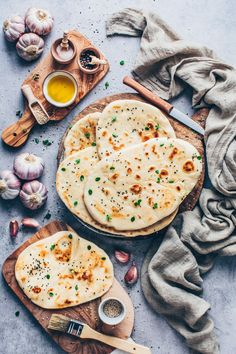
[10,220,19,237]
[0,170,21,200]
[14,153,44,180]
[124,261,138,285]
[114,250,130,264]
[21,218,40,228]
[20,180,48,210]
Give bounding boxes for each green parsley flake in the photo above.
[80,175,84,181]
[74,201,78,206]
[15,311,20,317]
[112,133,118,138]
[68,233,73,239]
[61,167,66,171]
[34,138,39,144]
[156,178,161,183]
[75,159,80,164]
[134,199,142,207]
[75,285,78,291]
[110,166,115,171]
[101,257,106,260]
[105,82,109,89]
[131,216,135,222]
[111,116,117,123]
[197,156,202,160]
[155,170,160,174]
[88,189,93,195]
[168,180,174,183]
[155,124,160,130]
[160,143,164,147]
[43,139,52,146]
[87,245,91,250]
[144,126,150,131]
[49,292,54,297]
[50,244,55,251]
[153,203,158,209]
[120,60,125,65]
[106,214,112,222]
[46,274,50,279]
[85,132,90,139]
[92,142,96,146]
[95,177,100,182]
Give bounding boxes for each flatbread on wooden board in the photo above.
[84,137,202,231]
[96,100,176,158]
[64,112,101,158]
[15,231,114,309]
[56,147,178,237]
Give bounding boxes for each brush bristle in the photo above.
[48,314,70,332]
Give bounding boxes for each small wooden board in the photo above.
[1,30,109,148]
[2,221,134,354]
[57,93,207,224]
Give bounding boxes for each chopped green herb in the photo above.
[85,132,90,139]
[43,139,52,146]
[155,124,160,130]
[155,169,160,174]
[170,143,174,147]
[50,244,55,251]
[153,203,158,209]
[49,292,54,297]
[120,60,125,65]
[46,274,50,279]
[16,110,22,117]
[61,167,66,171]
[131,216,135,222]
[80,175,84,181]
[15,311,20,317]
[134,199,142,207]
[101,257,106,260]
[156,178,161,183]
[160,143,164,147]
[75,159,80,164]
[91,142,96,146]
[88,189,93,195]
[110,166,115,171]
[111,116,117,123]
[34,138,39,144]
[95,177,100,182]
[44,211,51,220]
[87,245,91,250]
[106,214,112,222]
[168,180,174,183]
[68,233,73,239]
[105,82,109,89]
[74,201,78,206]
[112,133,118,138]
[75,285,78,291]
[197,156,202,160]
[144,126,150,131]
[68,125,72,130]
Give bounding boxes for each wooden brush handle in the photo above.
[82,325,151,354]
[123,76,173,114]
[22,85,37,105]
[1,111,36,147]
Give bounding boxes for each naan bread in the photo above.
[56,148,178,237]
[96,100,176,158]
[15,231,113,309]
[64,112,101,158]
[84,137,202,231]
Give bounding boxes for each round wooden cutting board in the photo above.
[57,93,207,237]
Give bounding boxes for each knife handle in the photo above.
[123,76,173,114]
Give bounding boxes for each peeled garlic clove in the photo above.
[0,170,21,200]
[115,250,130,264]
[10,219,19,237]
[124,262,138,285]
[14,153,44,180]
[20,180,48,210]
[21,218,40,228]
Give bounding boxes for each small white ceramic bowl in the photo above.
[43,70,78,108]
[98,297,126,326]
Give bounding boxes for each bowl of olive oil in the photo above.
[43,70,78,108]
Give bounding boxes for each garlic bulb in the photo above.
[25,8,54,36]
[14,153,44,180]
[16,33,44,61]
[3,15,25,42]
[20,180,48,210]
[0,170,21,200]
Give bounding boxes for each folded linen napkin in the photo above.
[106,8,236,354]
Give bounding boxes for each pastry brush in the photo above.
[48,314,151,354]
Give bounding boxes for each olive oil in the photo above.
[47,75,75,104]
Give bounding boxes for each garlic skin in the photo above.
[22,217,40,228]
[10,219,19,237]
[14,153,44,180]
[20,180,48,210]
[25,8,54,36]
[16,33,44,61]
[124,262,138,285]
[3,15,25,42]
[0,170,21,200]
[115,250,130,264]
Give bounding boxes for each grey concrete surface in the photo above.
[0,1,235,353]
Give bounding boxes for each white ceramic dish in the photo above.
[43,70,78,108]
[98,297,126,326]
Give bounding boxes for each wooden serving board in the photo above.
[1,30,109,148]
[58,92,207,214]
[2,221,134,354]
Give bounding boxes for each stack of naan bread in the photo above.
[56,100,202,237]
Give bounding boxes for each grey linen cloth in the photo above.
[106,8,236,354]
